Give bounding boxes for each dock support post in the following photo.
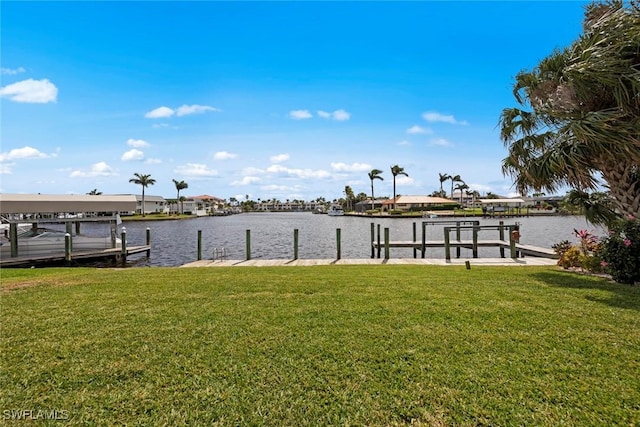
[444,227,451,261]
[412,222,417,258]
[499,221,505,258]
[9,223,18,257]
[146,227,151,257]
[384,227,390,260]
[197,230,202,260]
[421,222,426,258]
[377,224,381,259]
[293,229,299,260]
[246,229,251,260]
[66,222,73,252]
[456,221,461,258]
[121,227,127,265]
[75,221,81,235]
[336,228,341,260]
[370,223,375,258]
[65,233,72,264]
[472,225,479,258]
[509,226,517,259]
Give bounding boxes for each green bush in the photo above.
[599,217,640,284]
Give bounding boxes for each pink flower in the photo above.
[601,261,608,267]
[624,239,632,247]
[628,215,635,220]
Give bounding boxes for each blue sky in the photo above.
[1,1,590,202]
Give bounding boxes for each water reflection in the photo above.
[111,213,605,267]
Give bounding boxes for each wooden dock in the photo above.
[371,240,557,259]
[0,245,151,267]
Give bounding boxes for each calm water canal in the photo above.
[115,213,605,267]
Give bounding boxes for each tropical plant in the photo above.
[390,165,408,210]
[344,186,355,212]
[454,182,469,205]
[129,173,156,217]
[438,173,450,196]
[564,189,619,227]
[450,174,463,199]
[172,179,189,213]
[599,216,640,284]
[368,169,384,212]
[87,189,102,195]
[499,0,640,219]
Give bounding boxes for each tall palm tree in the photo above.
[499,0,640,218]
[344,185,355,212]
[172,179,189,214]
[390,165,408,210]
[438,173,450,197]
[454,182,469,205]
[450,174,463,199]
[129,173,156,217]
[368,169,384,212]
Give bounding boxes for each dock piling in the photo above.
[246,229,251,260]
[293,229,299,260]
[121,227,127,264]
[384,227,390,260]
[197,230,202,260]
[65,233,72,264]
[336,228,341,260]
[146,227,151,257]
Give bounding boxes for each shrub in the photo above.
[599,217,640,284]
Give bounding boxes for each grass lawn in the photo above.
[1,266,639,425]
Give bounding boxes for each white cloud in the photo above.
[266,164,330,179]
[289,110,312,120]
[214,151,237,160]
[330,162,372,172]
[127,138,150,148]
[152,123,170,128]
[332,109,351,121]
[173,163,218,177]
[0,146,50,162]
[396,176,414,185]
[430,138,453,147]
[270,153,290,163]
[176,104,221,116]
[422,111,468,125]
[407,125,431,134]
[70,162,117,178]
[145,158,162,164]
[0,78,58,103]
[261,184,295,192]
[121,149,145,161]
[0,163,14,174]
[145,106,174,118]
[318,109,351,121]
[242,166,264,175]
[231,176,261,186]
[398,140,411,146]
[1,67,26,75]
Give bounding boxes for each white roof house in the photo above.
[0,194,137,216]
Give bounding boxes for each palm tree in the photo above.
[344,185,355,212]
[450,174,463,199]
[368,169,384,212]
[564,189,619,227]
[172,179,189,213]
[499,0,640,218]
[438,173,450,198]
[390,165,408,210]
[454,182,469,205]
[87,188,102,195]
[129,173,156,217]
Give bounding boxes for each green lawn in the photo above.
[1,266,639,425]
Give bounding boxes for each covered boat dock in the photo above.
[0,194,146,265]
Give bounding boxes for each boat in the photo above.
[327,205,345,216]
[1,227,121,257]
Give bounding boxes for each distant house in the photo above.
[133,195,166,215]
[388,195,458,212]
[190,195,225,216]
